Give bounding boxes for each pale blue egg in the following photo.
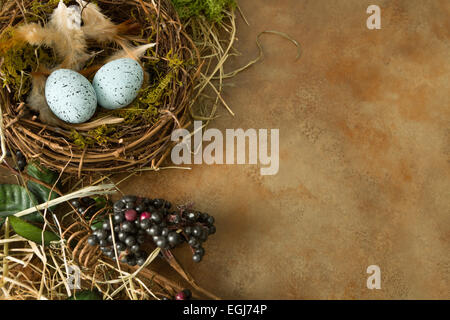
[45,69,97,124]
[92,58,144,110]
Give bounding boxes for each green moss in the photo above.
[71,130,94,149]
[170,0,236,22]
[0,1,64,102]
[139,72,173,106]
[71,125,117,148]
[166,49,184,69]
[87,125,116,146]
[0,28,55,102]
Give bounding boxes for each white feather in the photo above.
[106,43,156,63]
[49,1,90,70]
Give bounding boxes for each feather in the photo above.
[106,43,156,63]
[15,23,56,47]
[15,1,90,71]
[77,0,120,43]
[49,1,90,70]
[77,0,141,43]
[27,73,63,126]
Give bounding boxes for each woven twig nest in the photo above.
[0,0,200,176]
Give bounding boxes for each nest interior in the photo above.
[0,0,201,176]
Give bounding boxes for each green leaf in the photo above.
[0,184,43,223]
[94,196,107,208]
[8,216,59,246]
[0,184,38,216]
[26,163,60,210]
[90,220,104,231]
[68,290,103,300]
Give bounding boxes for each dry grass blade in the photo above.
[14,184,117,218]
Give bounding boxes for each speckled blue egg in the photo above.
[45,69,97,124]
[92,58,144,110]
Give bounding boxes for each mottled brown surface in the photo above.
[114,0,450,299]
[3,0,449,299]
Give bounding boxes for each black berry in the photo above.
[87,235,98,246]
[121,221,133,232]
[124,236,136,247]
[192,254,202,263]
[114,213,124,224]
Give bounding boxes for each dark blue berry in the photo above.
[156,237,168,248]
[188,237,200,248]
[195,247,205,257]
[130,244,140,253]
[167,232,181,246]
[137,257,146,266]
[118,231,128,241]
[192,254,202,263]
[87,235,98,246]
[122,195,137,203]
[116,242,126,251]
[192,226,202,237]
[153,199,163,209]
[147,225,161,236]
[207,216,215,225]
[96,229,107,240]
[114,213,124,224]
[124,236,136,247]
[151,212,162,224]
[71,200,81,208]
[140,219,151,230]
[114,200,125,211]
[208,225,216,235]
[121,221,133,232]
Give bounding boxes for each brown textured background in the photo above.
[3,0,449,299]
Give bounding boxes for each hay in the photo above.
[1,181,220,300]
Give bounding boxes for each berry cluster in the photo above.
[71,197,98,219]
[86,195,216,266]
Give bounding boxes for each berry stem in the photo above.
[163,251,220,300]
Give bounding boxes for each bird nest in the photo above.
[0,0,200,177]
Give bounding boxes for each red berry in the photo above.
[125,209,137,221]
[175,292,186,300]
[140,212,151,221]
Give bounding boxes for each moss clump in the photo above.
[139,72,173,106]
[71,125,117,148]
[71,130,94,149]
[0,28,55,102]
[170,0,236,22]
[87,125,116,146]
